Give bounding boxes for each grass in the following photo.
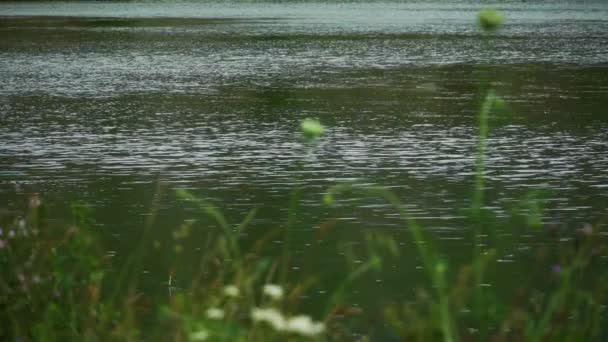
[2,156,606,342]
[2,9,608,342]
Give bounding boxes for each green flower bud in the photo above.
[435,260,447,275]
[478,9,504,31]
[322,192,334,206]
[494,97,505,108]
[300,118,324,139]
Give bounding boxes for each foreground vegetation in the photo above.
[2,9,607,342]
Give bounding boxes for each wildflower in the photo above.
[300,118,324,139]
[29,195,41,209]
[0,239,5,249]
[285,315,325,336]
[251,307,286,331]
[581,223,593,237]
[323,192,334,206]
[205,308,225,320]
[478,9,503,31]
[223,285,240,298]
[189,330,209,341]
[552,264,562,274]
[263,284,284,300]
[435,260,447,275]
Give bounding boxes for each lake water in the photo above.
[1,0,608,318]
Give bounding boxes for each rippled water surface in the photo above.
[1,0,608,310]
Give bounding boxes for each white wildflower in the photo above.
[251,307,286,331]
[205,307,225,320]
[189,330,209,341]
[581,223,594,236]
[263,284,284,300]
[285,315,325,336]
[223,285,239,298]
[29,196,41,209]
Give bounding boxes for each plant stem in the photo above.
[472,91,496,325]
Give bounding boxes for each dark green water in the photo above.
[1,0,608,323]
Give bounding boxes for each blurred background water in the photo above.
[1,0,607,319]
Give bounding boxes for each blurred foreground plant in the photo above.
[0,199,116,341]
